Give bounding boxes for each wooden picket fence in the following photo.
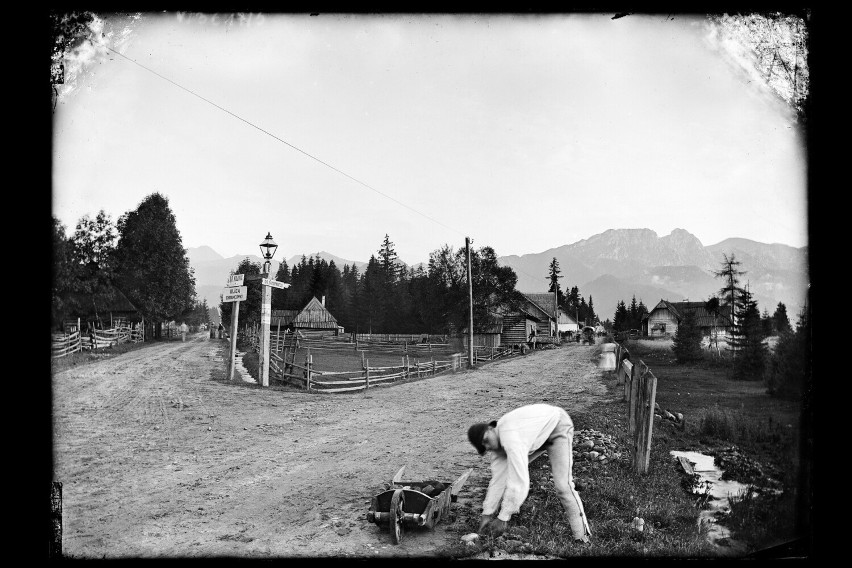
[613,343,658,475]
[51,322,144,359]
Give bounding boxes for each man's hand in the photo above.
[478,514,492,533]
[487,518,508,536]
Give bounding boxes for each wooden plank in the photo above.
[677,455,695,476]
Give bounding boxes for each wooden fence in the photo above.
[613,343,658,475]
[51,323,144,359]
[234,325,524,394]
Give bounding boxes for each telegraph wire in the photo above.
[104,44,465,239]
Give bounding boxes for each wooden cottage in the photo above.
[642,300,732,338]
[273,296,340,335]
[499,308,542,346]
[557,308,579,335]
[521,293,557,337]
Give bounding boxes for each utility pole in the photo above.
[466,237,474,368]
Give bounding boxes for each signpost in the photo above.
[221,276,244,382]
[259,278,290,386]
[221,286,247,303]
[261,278,289,290]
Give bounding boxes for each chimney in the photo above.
[322,295,326,306]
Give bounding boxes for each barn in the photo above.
[62,285,141,332]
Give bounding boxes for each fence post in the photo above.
[365,359,370,390]
[633,367,658,475]
[305,353,313,392]
[431,356,435,375]
[628,361,641,436]
[402,357,406,379]
[417,358,421,378]
[405,355,410,379]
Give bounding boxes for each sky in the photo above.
[52,12,808,266]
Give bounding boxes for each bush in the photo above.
[764,329,808,399]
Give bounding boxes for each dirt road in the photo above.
[52,333,613,558]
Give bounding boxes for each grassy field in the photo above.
[516,337,807,558]
[453,337,809,558]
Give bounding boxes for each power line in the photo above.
[104,45,466,238]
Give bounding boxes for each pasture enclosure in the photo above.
[236,326,528,393]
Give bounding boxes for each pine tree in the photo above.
[772,302,792,335]
[713,253,747,328]
[613,300,628,331]
[672,308,703,363]
[729,285,767,380]
[547,257,564,306]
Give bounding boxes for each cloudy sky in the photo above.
[52,12,808,266]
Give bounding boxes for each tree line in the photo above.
[52,193,205,335]
[220,235,528,336]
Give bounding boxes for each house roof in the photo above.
[521,293,555,320]
[524,293,558,313]
[292,297,338,326]
[67,285,138,317]
[644,299,732,327]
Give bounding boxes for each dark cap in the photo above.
[467,420,497,455]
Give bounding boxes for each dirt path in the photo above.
[52,334,614,558]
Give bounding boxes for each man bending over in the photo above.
[467,403,591,542]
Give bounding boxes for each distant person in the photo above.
[467,403,591,542]
[528,328,537,350]
[218,322,224,339]
[180,321,188,342]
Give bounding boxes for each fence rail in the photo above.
[52,323,145,359]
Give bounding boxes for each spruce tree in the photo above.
[729,286,767,380]
[672,308,703,363]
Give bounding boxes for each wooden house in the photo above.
[557,308,579,334]
[521,293,557,337]
[642,300,732,338]
[499,308,542,346]
[273,296,340,335]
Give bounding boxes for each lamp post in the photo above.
[259,232,278,387]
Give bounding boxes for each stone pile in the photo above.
[654,402,684,426]
[572,428,622,466]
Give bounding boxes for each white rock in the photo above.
[461,533,480,544]
[631,517,645,532]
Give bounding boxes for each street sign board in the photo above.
[221,285,248,302]
[261,278,290,290]
[245,273,269,282]
[227,273,244,286]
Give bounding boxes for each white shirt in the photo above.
[481,404,567,521]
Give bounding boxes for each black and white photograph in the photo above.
[50,11,812,559]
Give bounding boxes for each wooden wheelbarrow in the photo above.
[366,465,473,544]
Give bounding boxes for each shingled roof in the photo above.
[644,300,732,328]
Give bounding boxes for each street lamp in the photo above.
[259,232,278,273]
[258,231,277,387]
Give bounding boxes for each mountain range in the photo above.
[188,228,808,325]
